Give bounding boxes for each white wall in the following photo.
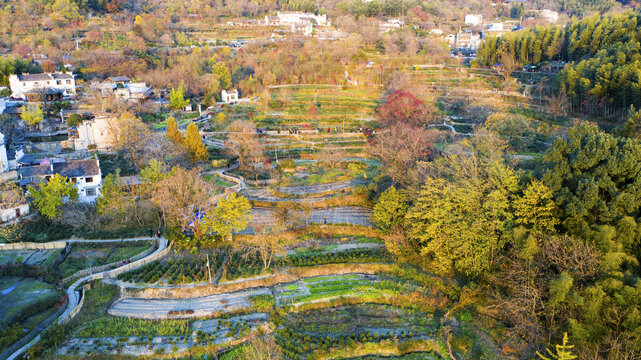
[9,73,76,100]
[0,204,29,223]
[0,132,8,173]
[74,174,102,203]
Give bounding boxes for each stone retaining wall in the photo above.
[62,241,158,284]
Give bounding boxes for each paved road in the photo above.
[108,288,271,319]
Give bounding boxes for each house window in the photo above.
[57,80,61,85]
[66,80,71,84]
[85,177,93,183]
[71,178,77,184]
[86,188,96,197]
[22,83,26,86]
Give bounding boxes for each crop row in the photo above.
[275,248,390,267]
[117,251,227,285]
[275,327,428,359]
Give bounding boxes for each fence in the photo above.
[0,241,67,251]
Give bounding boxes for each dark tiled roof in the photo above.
[18,165,51,178]
[108,76,131,82]
[51,73,73,80]
[54,159,100,178]
[18,159,100,180]
[16,73,51,81]
[16,73,73,82]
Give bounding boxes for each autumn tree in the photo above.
[546,91,569,121]
[372,186,408,234]
[244,226,292,269]
[227,120,264,169]
[202,193,252,242]
[21,104,44,127]
[28,174,78,220]
[151,167,215,245]
[538,333,577,360]
[212,61,231,91]
[406,134,519,277]
[166,116,184,144]
[184,121,209,163]
[97,170,139,226]
[369,123,436,187]
[169,84,189,110]
[108,112,152,169]
[271,201,298,230]
[376,90,439,127]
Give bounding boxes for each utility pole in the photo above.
[206,254,212,284]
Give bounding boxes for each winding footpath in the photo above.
[6,238,169,360]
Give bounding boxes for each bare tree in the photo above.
[227,120,264,170]
[244,336,283,360]
[151,167,215,240]
[546,91,569,121]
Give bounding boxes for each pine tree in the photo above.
[184,121,209,162]
[166,116,184,144]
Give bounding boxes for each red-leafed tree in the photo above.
[376,90,439,127]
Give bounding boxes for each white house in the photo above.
[9,72,76,101]
[0,187,29,223]
[465,14,483,26]
[379,19,404,33]
[221,89,239,103]
[539,9,559,23]
[67,116,115,150]
[113,82,154,102]
[96,78,154,103]
[18,158,103,203]
[0,132,8,173]
[454,33,481,49]
[277,11,328,26]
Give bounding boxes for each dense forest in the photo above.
[476,11,641,115]
[373,120,641,360]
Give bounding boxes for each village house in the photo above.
[269,11,329,26]
[450,32,481,49]
[481,22,516,38]
[0,132,8,173]
[18,158,103,203]
[465,14,483,26]
[379,19,404,33]
[221,89,239,104]
[96,78,154,103]
[9,72,76,101]
[0,187,29,223]
[66,116,114,150]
